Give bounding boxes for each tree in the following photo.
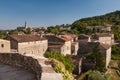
[92,27,97,33]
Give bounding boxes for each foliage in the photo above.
[9,30,20,35]
[77,70,92,80]
[112,25,120,41]
[44,51,74,73]
[46,24,71,34]
[78,70,113,80]
[87,71,106,80]
[47,26,60,34]
[48,59,75,80]
[111,45,120,60]
[0,31,7,39]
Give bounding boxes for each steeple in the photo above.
[25,21,27,28]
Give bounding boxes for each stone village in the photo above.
[0,23,114,80]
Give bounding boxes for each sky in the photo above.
[0,0,120,30]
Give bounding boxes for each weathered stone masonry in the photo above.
[0,53,41,80]
[0,53,63,80]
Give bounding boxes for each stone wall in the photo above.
[0,39,10,52]
[106,47,111,68]
[0,53,41,80]
[0,53,63,80]
[99,37,112,45]
[61,41,71,55]
[18,40,48,57]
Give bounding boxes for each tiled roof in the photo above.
[99,43,111,50]
[94,33,112,37]
[79,42,111,54]
[44,35,71,42]
[91,33,112,40]
[78,34,90,40]
[9,34,46,43]
[57,35,72,41]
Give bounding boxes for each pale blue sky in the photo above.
[0,0,120,29]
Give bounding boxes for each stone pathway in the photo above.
[0,64,36,80]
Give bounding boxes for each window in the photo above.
[1,44,4,48]
[67,46,69,50]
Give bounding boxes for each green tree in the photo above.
[92,27,97,33]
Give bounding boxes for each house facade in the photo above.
[92,33,114,45]
[9,34,48,57]
[86,26,111,32]
[78,42,111,68]
[0,39,10,52]
[45,35,71,55]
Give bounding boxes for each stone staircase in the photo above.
[35,57,63,80]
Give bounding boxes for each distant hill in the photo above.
[72,10,120,27]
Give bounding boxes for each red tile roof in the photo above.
[57,35,72,41]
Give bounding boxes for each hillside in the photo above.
[71,10,120,40]
[72,10,120,27]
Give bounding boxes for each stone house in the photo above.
[59,34,79,55]
[8,34,48,57]
[78,42,111,68]
[86,26,111,32]
[0,39,10,52]
[91,33,114,45]
[44,35,71,55]
[78,34,91,42]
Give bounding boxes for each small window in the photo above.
[67,46,69,50]
[1,44,4,48]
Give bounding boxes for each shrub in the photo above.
[46,59,75,80]
[44,51,74,73]
[111,45,120,60]
[88,71,106,80]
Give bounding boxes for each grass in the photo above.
[107,60,120,80]
[111,54,120,60]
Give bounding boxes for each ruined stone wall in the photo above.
[0,53,63,80]
[0,53,41,80]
